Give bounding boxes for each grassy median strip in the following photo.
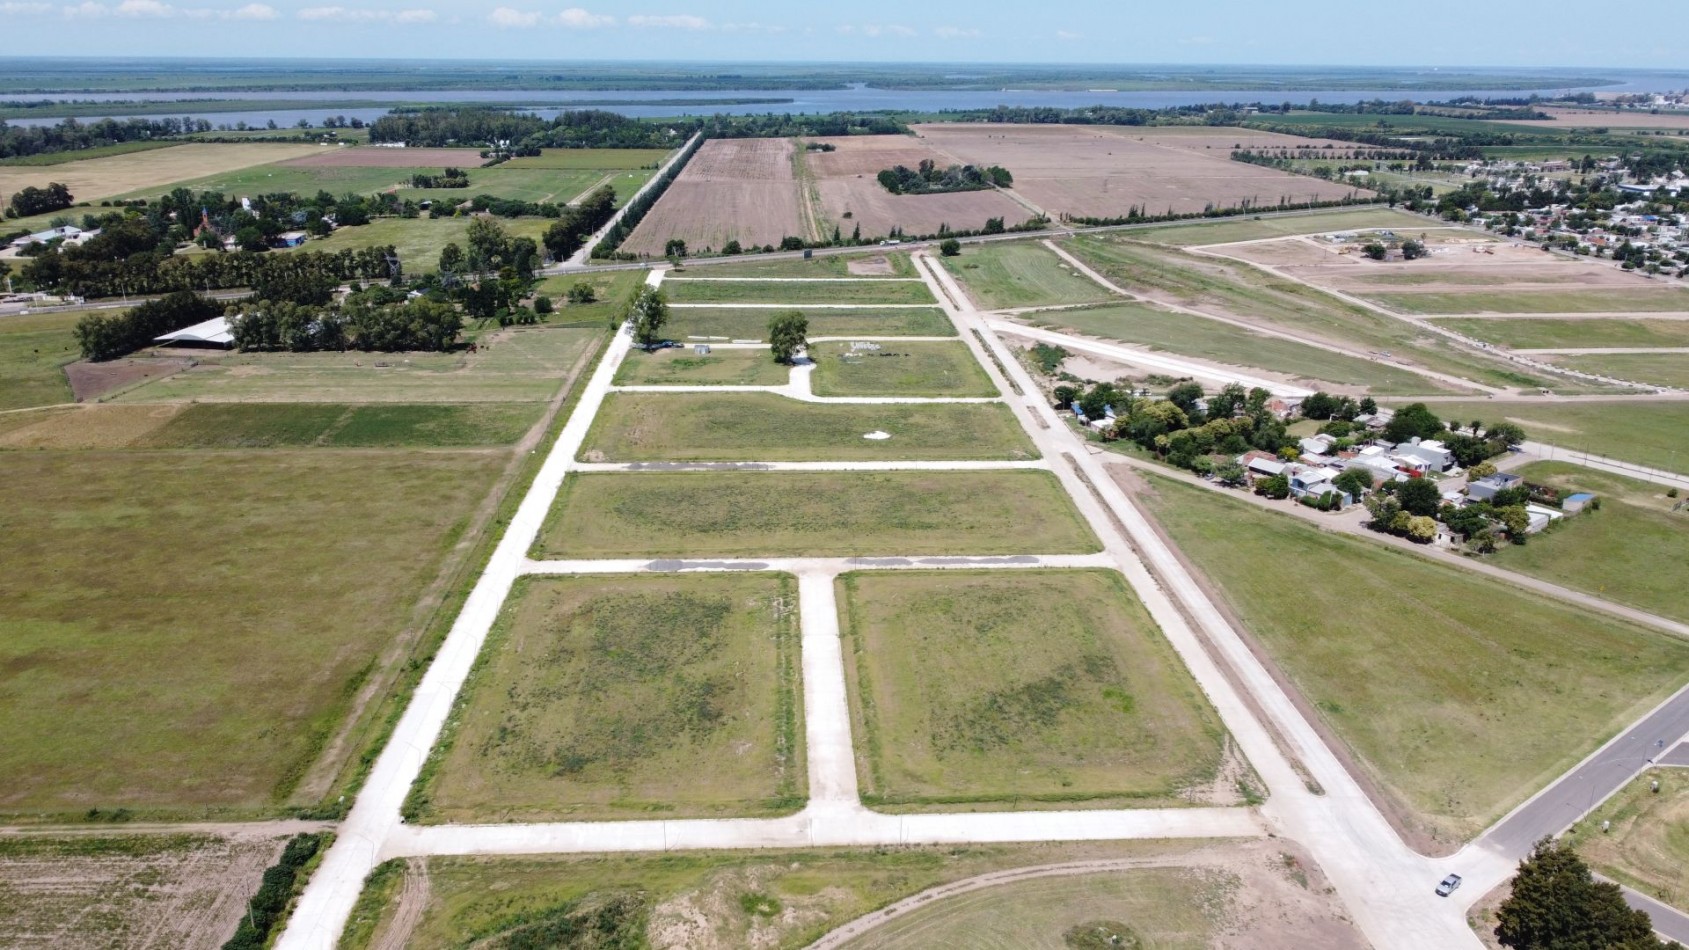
[1367,288,1689,315]
[580,392,1036,463]
[839,569,1227,809]
[1138,473,1689,845]
[809,341,998,398]
[1430,317,1689,350]
[537,471,1100,559]
[410,573,804,823]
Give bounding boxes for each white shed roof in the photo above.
[155,316,233,346]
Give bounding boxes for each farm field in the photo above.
[1504,107,1689,129]
[500,147,672,169]
[1367,288,1689,315]
[414,573,803,823]
[393,166,607,206]
[1017,303,1455,394]
[800,134,1030,238]
[110,161,431,202]
[1430,317,1689,350]
[1564,769,1689,904]
[689,251,914,278]
[1138,474,1689,845]
[0,310,79,410]
[622,138,806,256]
[665,306,954,341]
[338,840,1342,950]
[1549,352,1689,390]
[1491,462,1689,624]
[580,392,1036,462]
[124,402,543,449]
[1395,400,1689,473]
[912,124,1363,220]
[537,471,1100,559]
[663,277,935,306]
[1062,235,1553,390]
[279,147,488,168]
[1127,207,1432,247]
[0,142,326,203]
[614,346,791,386]
[0,832,284,950]
[0,448,504,815]
[939,240,1114,310]
[809,341,995,397]
[114,326,599,403]
[279,215,549,273]
[839,570,1226,809]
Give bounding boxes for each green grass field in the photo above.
[501,148,672,170]
[664,279,936,306]
[109,162,438,201]
[394,167,606,207]
[665,307,954,340]
[134,402,542,448]
[1021,304,1456,394]
[809,341,997,397]
[0,310,79,410]
[614,347,792,386]
[1063,235,1547,390]
[689,253,915,278]
[580,392,1036,462]
[0,449,504,816]
[1138,474,1689,845]
[1123,208,1431,247]
[1392,400,1689,473]
[282,216,550,273]
[1367,289,1689,315]
[1550,352,1689,390]
[940,241,1114,310]
[840,570,1225,809]
[414,573,803,822]
[1490,462,1689,624]
[339,842,1219,950]
[1430,318,1689,349]
[117,326,598,403]
[1564,769,1689,906]
[536,471,1100,559]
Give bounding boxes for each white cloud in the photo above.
[298,5,433,22]
[60,0,271,16]
[1,1,53,12]
[933,25,978,39]
[1054,29,1080,40]
[230,2,276,17]
[556,6,612,27]
[627,13,708,29]
[488,6,539,26]
[393,7,432,21]
[842,23,915,38]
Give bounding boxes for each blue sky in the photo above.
[1,0,1680,68]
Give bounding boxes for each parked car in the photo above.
[1436,873,1463,897]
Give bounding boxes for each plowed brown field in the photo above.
[622,138,805,255]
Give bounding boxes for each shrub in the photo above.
[939,237,962,257]
[533,295,553,314]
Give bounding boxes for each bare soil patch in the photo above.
[846,255,896,276]
[1504,107,1689,129]
[65,356,191,402]
[0,403,182,449]
[279,147,489,168]
[815,178,1026,240]
[623,138,804,255]
[1222,234,1660,294]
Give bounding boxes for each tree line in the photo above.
[592,133,703,259]
[876,160,1012,195]
[25,240,396,301]
[0,115,216,161]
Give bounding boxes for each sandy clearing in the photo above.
[0,143,327,204]
[278,147,489,168]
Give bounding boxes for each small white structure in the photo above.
[154,316,234,348]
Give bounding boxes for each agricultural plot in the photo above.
[665,306,954,341]
[1546,352,1689,390]
[1018,302,1455,394]
[809,341,997,397]
[622,138,806,256]
[110,161,432,202]
[839,570,1226,809]
[0,142,325,203]
[500,148,672,170]
[279,147,488,168]
[1429,317,1689,350]
[0,448,504,815]
[1139,474,1689,845]
[537,471,1100,559]
[1565,769,1689,904]
[394,166,607,206]
[414,573,803,822]
[801,134,1030,239]
[0,833,284,950]
[130,402,543,448]
[912,124,1363,220]
[580,392,1034,463]
[1394,399,1689,473]
[1128,207,1432,247]
[663,277,935,306]
[614,346,791,386]
[940,240,1114,310]
[0,309,79,410]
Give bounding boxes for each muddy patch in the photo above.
[65,357,192,402]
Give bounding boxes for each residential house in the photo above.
[1467,472,1523,502]
[1395,438,1454,473]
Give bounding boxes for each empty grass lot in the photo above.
[280,216,549,274]
[117,326,598,403]
[1125,208,1432,247]
[940,241,1114,310]
[414,574,803,822]
[394,167,606,207]
[613,347,791,386]
[580,392,1036,462]
[1550,352,1689,389]
[501,148,672,169]
[1490,462,1689,624]
[1392,400,1689,473]
[663,279,936,306]
[665,307,954,341]
[1565,769,1689,905]
[339,842,1212,950]
[1430,318,1689,350]
[689,253,915,278]
[1368,289,1689,315]
[1138,474,1689,845]
[1022,304,1454,394]
[0,449,503,815]
[809,341,996,397]
[136,402,542,448]
[0,310,79,410]
[109,160,433,201]
[840,570,1225,809]
[1063,235,1545,391]
[537,471,1100,559]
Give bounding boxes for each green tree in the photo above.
[438,242,464,275]
[1496,838,1667,949]
[1362,242,1388,260]
[1383,402,1445,444]
[1333,468,1374,499]
[665,238,688,258]
[939,238,962,257]
[625,285,669,345]
[1214,461,1247,487]
[1255,473,1291,500]
[1394,476,1443,516]
[1486,421,1528,447]
[566,281,596,304]
[1406,515,1438,543]
[768,310,809,364]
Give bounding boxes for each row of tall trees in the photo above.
[0,116,215,160]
